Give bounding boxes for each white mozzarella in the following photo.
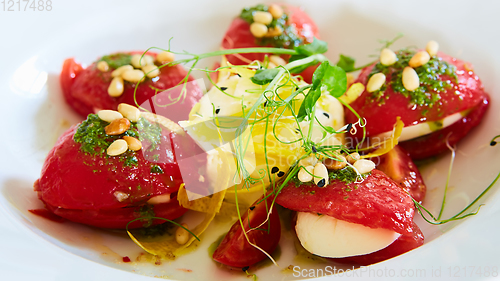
[295,212,401,258]
[375,111,466,142]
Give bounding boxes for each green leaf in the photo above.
[336,54,356,72]
[311,61,347,97]
[294,38,328,56]
[296,88,321,122]
[296,61,347,121]
[250,68,280,85]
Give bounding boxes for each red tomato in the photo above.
[332,222,424,265]
[213,195,281,268]
[376,145,427,202]
[60,52,203,122]
[221,3,319,82]
[35,117,188,229]
[345,52,489,158]
[276,169,415,235]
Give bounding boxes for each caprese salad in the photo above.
[31,2,495,277]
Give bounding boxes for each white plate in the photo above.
[1,0,500,280]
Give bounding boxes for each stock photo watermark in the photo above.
[1,0,52,11]
[291,265,499,279]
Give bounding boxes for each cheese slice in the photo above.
[375,110,468,142]
[295,212,401,258]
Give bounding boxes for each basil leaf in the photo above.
[250,68,280,85]
[336,54,356,72]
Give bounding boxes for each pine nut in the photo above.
[122,69,145,83]
[105,118,131,135]
[323,155,347,170]
[142,64,160,78]
[98,110,123,123]
[107,139,128,156]
[97,61,109,72]
[299,155,318,167]
[298,165,314,182]
[175,223,190,245]
[156,51,175,64]
[402,66,419,91]
[379,48,397,66]
[353,159,376,174]
[113,191,129,202]
[267,62,277,69]
[117,103,141,122]
[131,54,154,68]
[366,73,386,92]
[250,22,268,38]
[253,11,273,25]
[123,136,142,151]
[346,152,361,164]
[269,55,287,67]
[409,51,430,68]
[108,77,124,97]
[111,65,133,78]
[147,194,171,205]
[341,83,365,104]
[268,4,283,19]
[266,26,283,37]
[426,40,439,57]
[313,163,329,187]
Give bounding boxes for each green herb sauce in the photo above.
[150,164,164,174]
[369,49,457,108]
[240,4,304,49]
[73,114,160,167]
[98,53,132,69]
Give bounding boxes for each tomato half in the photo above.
[213,195,281,268]
[376,145,427,202]
[35,116,188,229]
[221,3,319,82]
[276,169,415,235]
[61,52,203,122]
[345,51,489,158]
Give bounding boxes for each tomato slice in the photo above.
[376,145,427,202]
[332,222,424,265]
[61,52,203,122]
[221,3,319,82]
[213,195,281,268]
[276,169,415,235]
[35,115,188,229]
[345,52,489,139]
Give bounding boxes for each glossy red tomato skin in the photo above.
[35,124,187,229]
[332,222,424,266]
[61,53,203,122]
[213,195,281,268]
[276,169,415,235]
[221,4,319,82]
[400,95,489,160]
[346,52,488,139]
[376,145,427,202]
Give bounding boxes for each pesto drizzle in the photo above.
[240,4,304,49]
[98,53,132,69]
[369,49,457,108]
[73,114,160,167]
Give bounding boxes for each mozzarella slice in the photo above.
[295,212,401,258]
[375,110,467,142]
